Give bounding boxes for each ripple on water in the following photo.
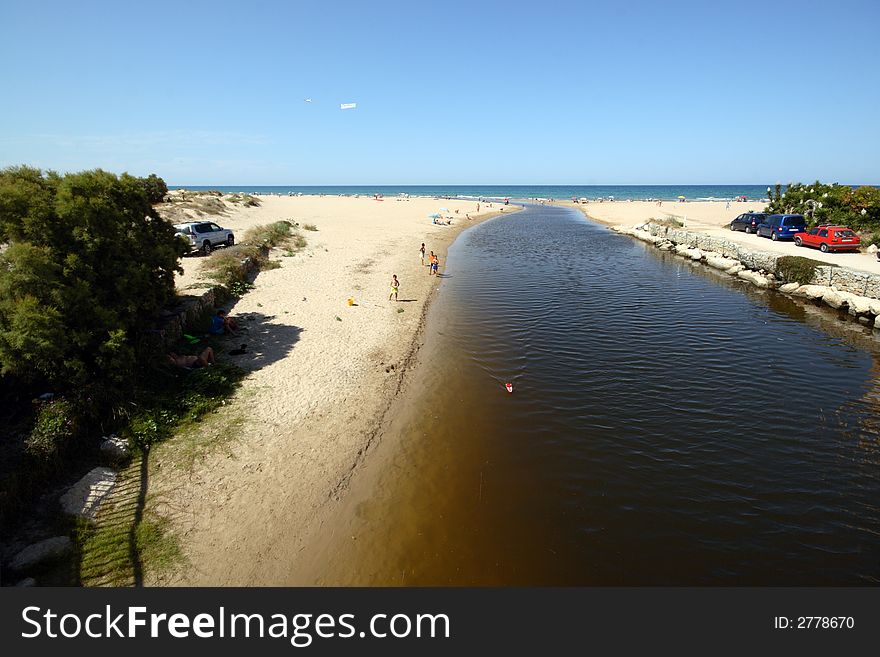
[337,204,880,585]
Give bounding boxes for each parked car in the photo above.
[174,221,235,255]
[756,214,807,241]
[794,225,861,253]
[729,212,769,233]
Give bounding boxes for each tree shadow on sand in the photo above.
[209,311,304,371]
[76,311,303,587]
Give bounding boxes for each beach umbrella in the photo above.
[439,207,449,212]
[678,195,686,199]
[429,213,441,218]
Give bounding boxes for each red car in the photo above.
[793,225,861,253]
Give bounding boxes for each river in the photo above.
[307,204,880,586]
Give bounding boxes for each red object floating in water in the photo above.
[505,383,513,393]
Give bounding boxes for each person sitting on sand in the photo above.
[389,274,400,302]
[167,347,215,369]
[210,309,239,335]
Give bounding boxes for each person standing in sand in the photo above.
[419,243,426,266]
[430,253,439,276]
[427,251,435,274]
[389,274,400,302]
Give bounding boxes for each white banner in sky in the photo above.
[340,103,357,110]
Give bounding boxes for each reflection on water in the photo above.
[314,205,880,585]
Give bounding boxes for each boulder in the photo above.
[868,244,878,254]
[797,284,829,300]
[674,243,691,256]
[821,289,846,310]
[779,283,801,294]
[845,294,874,316]
[737,270,770,288]
[59,467,117,520]
[10,536,72,572]
[686,248,703,261]
[100,435,131,465]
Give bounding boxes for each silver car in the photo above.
[174,221,235,255]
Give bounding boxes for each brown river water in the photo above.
[303,204,880,586]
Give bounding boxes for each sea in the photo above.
[311,202,880,586]
[170,184,774,202]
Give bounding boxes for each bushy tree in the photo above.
[140,173,169,204]
[0,166,186,391]
[764,181,880,231]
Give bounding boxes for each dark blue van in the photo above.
[757,214,807,241]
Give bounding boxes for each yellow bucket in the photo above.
[347,297,354,306]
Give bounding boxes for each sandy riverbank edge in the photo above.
[147,200,520,586]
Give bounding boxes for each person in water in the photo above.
[389,274,400,302]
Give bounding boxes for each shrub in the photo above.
[242,221,294,249]
[125,362,245,450]
[775,255,832,285]
[200,245,261,288]
[765,181,880,231]
[141,174,169,204]
[25,399,79,461]
[0,167,187,391]
[302,223,318,231]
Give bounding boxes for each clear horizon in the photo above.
[2,0,879,185]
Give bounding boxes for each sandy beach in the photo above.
[566,200,880,275]
[147,195,516,585]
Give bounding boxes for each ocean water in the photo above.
[171,184,775,202]
[313,203,880,585]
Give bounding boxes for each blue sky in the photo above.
[1,0,878,185]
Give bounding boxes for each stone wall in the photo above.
[642,223,880,297]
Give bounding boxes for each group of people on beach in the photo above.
[166,309,244,369]
[419,242,439,275]
[391,242,440,302]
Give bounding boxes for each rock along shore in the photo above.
[613,222,880,329]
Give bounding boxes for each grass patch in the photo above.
[302,223,318,231]
[651,216,684,229]
[242,220,295,249]
[775,255,834,285]
[200,221,307,291]
[226,192,260,207]
[76,360,245,585]
[77,494,184,587]
[124,362,247,451]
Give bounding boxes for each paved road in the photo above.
[685,217,880,276]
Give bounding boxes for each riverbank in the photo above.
[142,195,517,585]
[248,203,880,585]
[565,200,880,276]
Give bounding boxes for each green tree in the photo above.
[0,166,186,390]
[764,181,880,231]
